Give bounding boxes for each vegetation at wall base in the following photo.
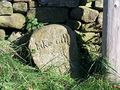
[0,50,119,90]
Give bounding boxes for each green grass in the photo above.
[0,52,119,90]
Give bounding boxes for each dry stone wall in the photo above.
[0,0,103,55]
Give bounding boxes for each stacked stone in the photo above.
[0,0,103,55]
[68,0,103,55]
[0,0,28,40]
[27,0,103,55]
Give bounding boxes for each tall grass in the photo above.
[0,39,119,90]
[0,52,119,90]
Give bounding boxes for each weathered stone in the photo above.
[95,0,103,9]
[27,7,68,23]
[85,44,101,55]
[29,24,80,76]
[0,13,26,29]
[8,32,22,42]
[0,29,5,39]
[0,1,13,15]
[76,31,100,44]
[97,12,103,28]
[29,0,37,8]
[13,2,28,13]
[76,31,101,54]
[85,2,92,7]
[81,23,102,32]
[70,6,99,22]
[39,0,79,7]
[66,20,81,30]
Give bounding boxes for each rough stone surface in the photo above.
[8,32,22,42]
[70,6,99,22]
[27,7,68,23]
[81,23,102,32]
[78,32,100,44]
[40,0,79,7]
[0,1,13,15]
[85,2,92,7]
[97,12,103,28]
[79,0,95,5]
[0,29,5,39]
[29,24,80,75]
[95,0,103,9]
[13,2,28,13]
[87,0,95,2]
[0,13,26,29]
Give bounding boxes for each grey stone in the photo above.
[29,0,37,8]
[0,1,13,15]
[70,6,99,22]
[95,0,103,9]
[29,24,80,76]
[13,2,28,13]
[97,12,103,28]
[27,7,68,23]
[0,13,26,29]
[0,29,5,39]
[40,0,79,7]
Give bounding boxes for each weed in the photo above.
[26,18,44,32]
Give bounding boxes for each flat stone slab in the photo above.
[13,2,28,13]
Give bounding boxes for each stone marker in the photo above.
[29,24,80,76]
